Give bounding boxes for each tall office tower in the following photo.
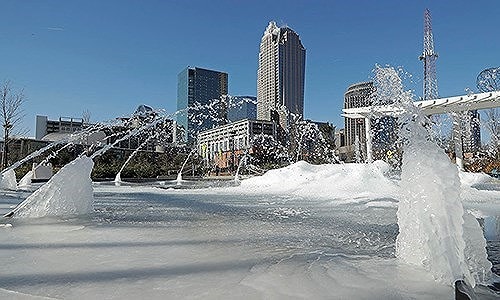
[257,21,306,127]
[177,66,228,144]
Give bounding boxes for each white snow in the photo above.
[0,160,498,299]
[0,169,18,191]
[238,160,399,201]
[459,170,494,187]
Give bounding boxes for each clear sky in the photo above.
[1,0,499,137]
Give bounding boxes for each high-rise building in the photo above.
[177,66,228,144]
[257,21,306,127]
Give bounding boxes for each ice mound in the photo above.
[0,169,17,190]
[459,170,494,187]
[397,138,491,287]
[18,170,32,187]
[239,160,398,200]
[10,156,94,218]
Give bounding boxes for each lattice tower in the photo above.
[419,8,439,100]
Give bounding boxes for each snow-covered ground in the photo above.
[0,161,499,299]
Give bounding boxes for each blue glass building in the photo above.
[227,96,257,122]
[177,67,228,144]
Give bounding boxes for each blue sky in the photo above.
[1,0,499,137]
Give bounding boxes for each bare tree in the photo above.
[476,67,500,155]
[484,108,500,148]
[1,81,26,169]
[82,109,91,124]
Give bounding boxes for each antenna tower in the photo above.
[419,8,439,100]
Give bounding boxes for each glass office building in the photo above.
[177,67,228,144]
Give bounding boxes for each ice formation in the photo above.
[9,156,94,218]
[383,64,494,287]
[0,169,17,190]
[398,136,474,285]
[17,170,32,187]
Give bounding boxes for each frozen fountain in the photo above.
[234,153,249,183]
[176,149,196,185]
[373,66,493,290]
[0,83,497,299]
[0,169,18,191]
[4,112,167,218]
[114,134,157,185]
[4,156,94,218]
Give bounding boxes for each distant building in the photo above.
[226,96,257,122]
[458,110,481,154]
[197,119,276,172]
[35,115,88,141]
[177,66,228,144]
[342,82,397,162]
[35,105,175,152]
[343,82,374,161]
[257,21,306,129]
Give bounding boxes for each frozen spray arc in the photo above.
[4,113,168,218]
[176,148,197,185]
[234,152,250,182]
[1,121,110,176]
[371,66,493,288]
[114,133,158,183]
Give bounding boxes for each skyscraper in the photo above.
[257,21,306,127]
[177,66,228,144]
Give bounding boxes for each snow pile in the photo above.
[459,170,493,187]
[0,169,17,190]
[11,156,94,218]
[239,160,398,200]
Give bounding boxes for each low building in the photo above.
[197,119,276,172]
[35,115,89,141]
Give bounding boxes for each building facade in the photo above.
[257,21,306,127]
[342,82,398,162]
[177,66,228,144]
[227,96,257,122]
[197,119,276,172]
[35,115,87,141]
[343,82,375,154]
[457,110,481,155]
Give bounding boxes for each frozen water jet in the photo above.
[114,134,157,184]
[234,153,249,183]
[5,156,94,218]
[5,112,169,218]
[177,149,196,185]
[0,169,17,191]
[17,170,33,188]
[373,66,493,288]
